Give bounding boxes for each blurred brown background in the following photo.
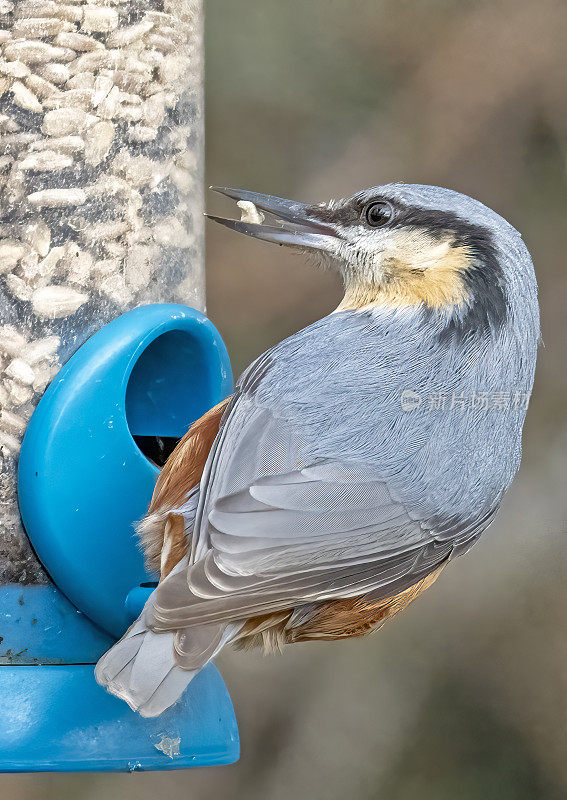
[4,0,567,797]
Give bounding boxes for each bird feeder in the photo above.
[0,0,239,772]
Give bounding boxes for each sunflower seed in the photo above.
[31,284,87,317]
[27,187,87,207]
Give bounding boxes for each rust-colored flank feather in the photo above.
[235,567,443,653]
[150,398,231,513]
[138,397,231,578]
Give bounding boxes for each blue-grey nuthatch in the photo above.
[96,184,539,717]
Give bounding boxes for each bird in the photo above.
[95,183,539,717]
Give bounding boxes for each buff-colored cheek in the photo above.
[337,232,473,311]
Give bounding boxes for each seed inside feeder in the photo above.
[0,0,205,584]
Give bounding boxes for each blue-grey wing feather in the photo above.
[148,398,454,630]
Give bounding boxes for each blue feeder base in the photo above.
[0,663,239,772]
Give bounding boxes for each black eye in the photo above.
[364,201,394,227]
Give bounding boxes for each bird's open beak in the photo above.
[206,187,339,249]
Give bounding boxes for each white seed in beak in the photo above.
[237,200,265,225]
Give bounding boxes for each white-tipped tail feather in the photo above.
[95,619,195,717]
[95,609,238,717]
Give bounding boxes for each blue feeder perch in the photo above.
[0,304,239,772]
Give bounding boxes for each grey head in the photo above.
[208,183,539,342]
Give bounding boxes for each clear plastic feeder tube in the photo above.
[0,0,204,585]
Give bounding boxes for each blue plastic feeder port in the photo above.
[0,304,239,772]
